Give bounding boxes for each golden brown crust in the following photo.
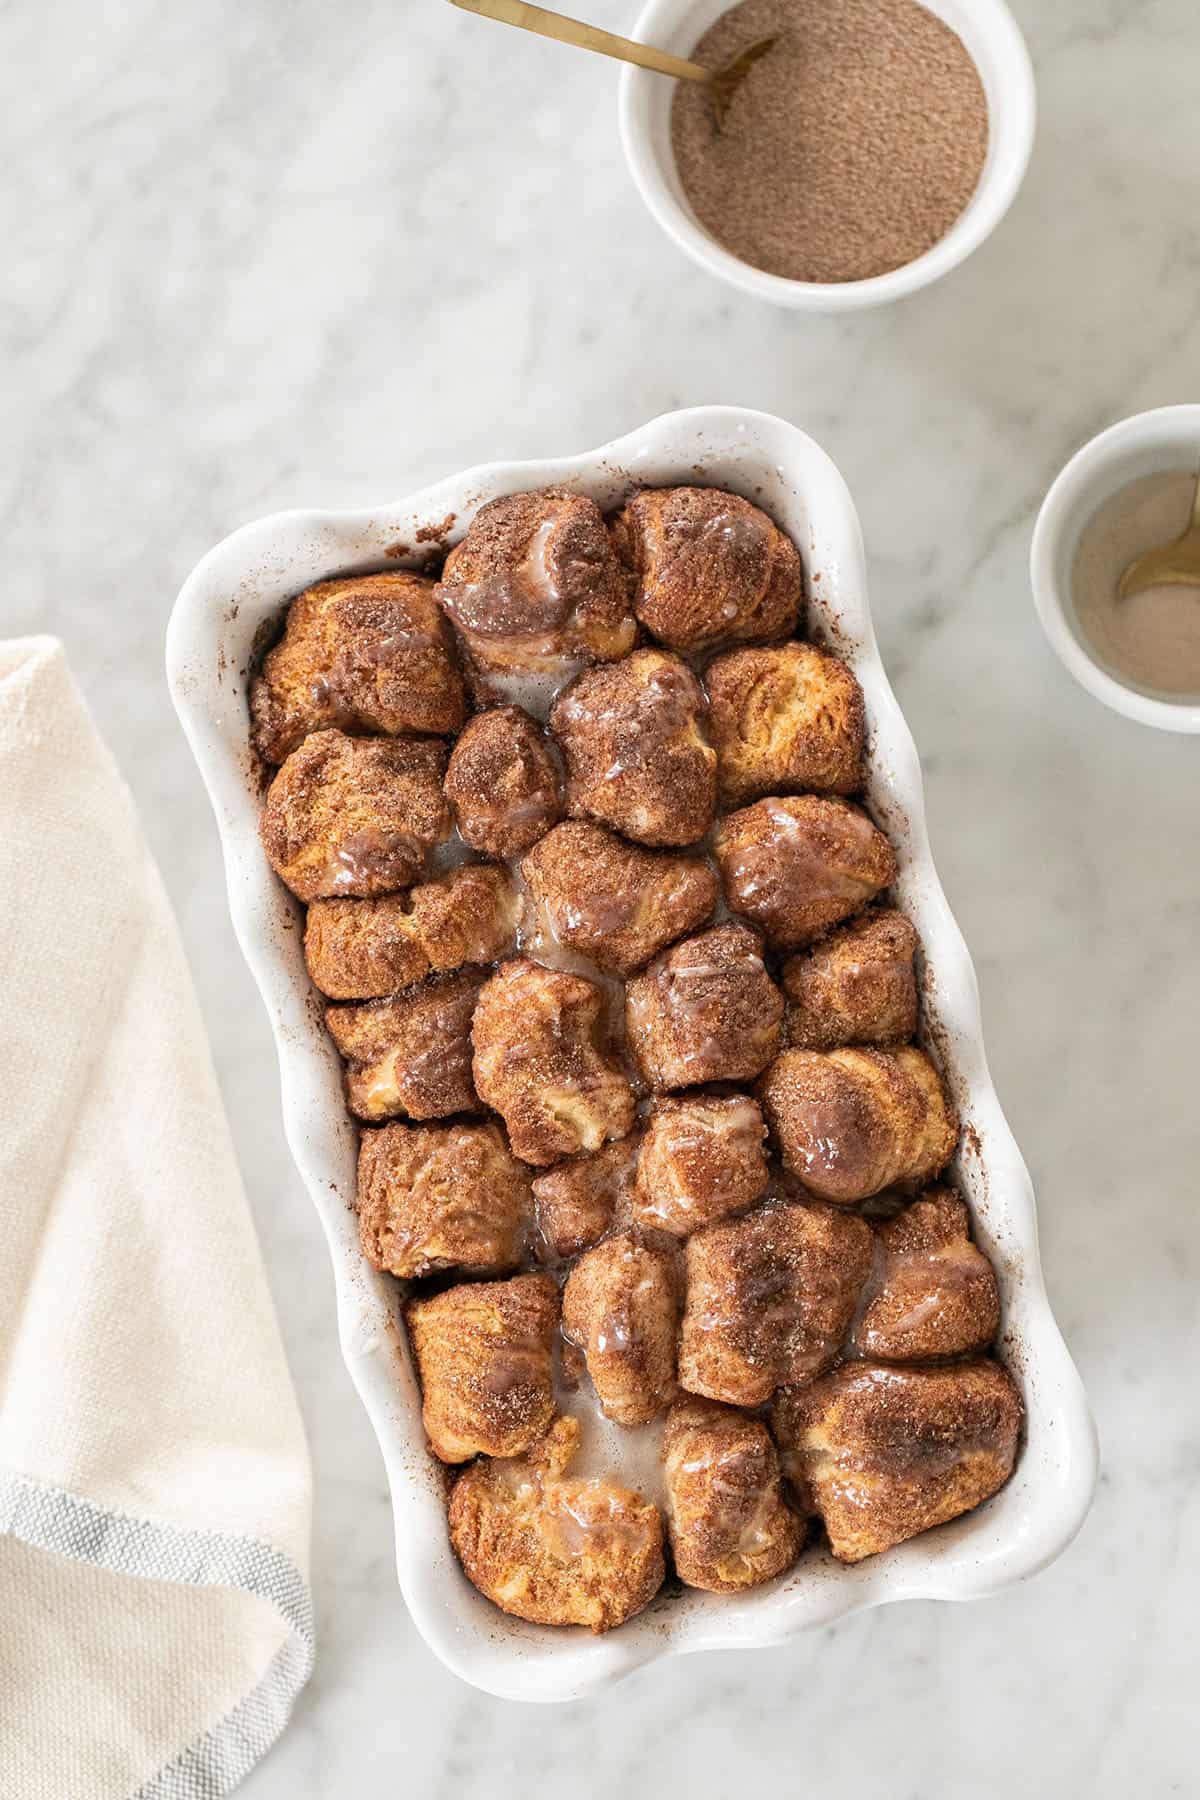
[771,1360,1022,1562]
[633,1094,769,1237]
[472,959,636,1165]
[521,820,718,976]
[448,1416,664,1632]
[781,908,920,1051]
[326,968,483,1121]
[663,1396,805,1592]
[260,729,451,903]
[436,489,635,696]
[679,1200,873,1406]
[406,1272,558,1461]
[530,1136,639,1262]
[758,1045,958,1203]
[715,795,897,950]
[550,649,717,847]
[624,924,784,1091]
[250,572,465,764]
[303,863,520,1001]
[611,487,803,654]
[443,706,562,858]
[562,1230,680,1426]
[852,1187,1001,1362]
[706,642,865,806]
[357,1118,531,1278]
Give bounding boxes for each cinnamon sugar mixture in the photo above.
[671,0,989,284]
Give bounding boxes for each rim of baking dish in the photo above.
[166,406,1097,1701]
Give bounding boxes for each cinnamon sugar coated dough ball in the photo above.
[521,821,718,977]
[436,489,635,695]
[625,924,783,1091]
[611,487,802,654]
[679,1200,872,1407]
[326,968,483,1121]
[403,862,522,972]
[772,1360,1022,1563]
[358,1119,531,1279]
[448,1416,664,1632]
[715,795,897,950]
[250,571,465,764]
[706,642,865,806]
[406,1272,558,1462]
[550,649,717,847]
[444,706,562,858]
[260,729,450,903]
[562,1230,680,1427]
[663,1397,804,1593]
[759,1045,957,1203]
[472,960,636,1165]
[782,908,919,1051]
[853,1187,1000,1363]
[633,1094,769,1237]
[531,1136,638,1262]
[303,864,520,1000]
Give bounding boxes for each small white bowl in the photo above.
[619,0,1036,312]
[1031,406,1200,734]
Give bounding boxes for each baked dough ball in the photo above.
[663,1397,804,1593]
[406,1272,558,1462]
[852,1187,1000,1362]
[782,908,919,1052]
[443,705,562,858]
[759,1046,957,1204]
[633,1094,769,1237]
[550,649,717,847]
[448,1416,664,1632]
[706,642,865,806]
[772,1360,1022,1563]
[531,1136,639,1262]
[625,924,783,1091]
[679,1200,872,1407]
[303,863,520,1000]
[562,1230,680,1426]
[326,968,483,1121]
[260,729,450,903]
[521,821,718,976]
[436,489,635,698]
[715,795,897,951]
[250,571,465,764]
[611,487,802,654]
[357,1118,531,1278]
[472,960,636,1165]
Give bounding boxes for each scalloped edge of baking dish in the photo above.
[166,406,1097,1702]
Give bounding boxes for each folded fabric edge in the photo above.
[0,1468,314,1800]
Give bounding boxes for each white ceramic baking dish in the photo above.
[166,406,1098,1702]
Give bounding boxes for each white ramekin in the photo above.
[1031,406,1200,733]
[167,407,1096,1702]
[619,0,1036,311]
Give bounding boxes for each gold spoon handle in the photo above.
[445,0,712,84]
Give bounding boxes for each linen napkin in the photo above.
[0,638,313,1800]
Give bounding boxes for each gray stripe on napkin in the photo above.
[0,1468,314,1800]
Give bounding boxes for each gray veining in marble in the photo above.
[4,0,1199,1793]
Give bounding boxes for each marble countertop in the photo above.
[7,0,1199,1792]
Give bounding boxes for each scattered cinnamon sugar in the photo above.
[671,0,989,284]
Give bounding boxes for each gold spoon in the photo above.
[446,0,777,127]
[1118,468,1200,600]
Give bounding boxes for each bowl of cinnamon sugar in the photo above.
[619,0,1035,310]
